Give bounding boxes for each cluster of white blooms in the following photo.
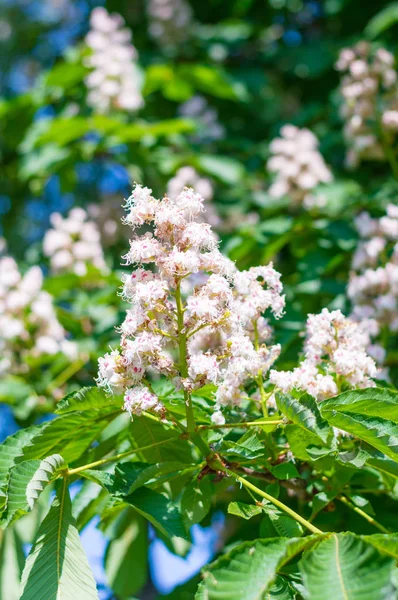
[0,257,77,375]
[348,204,398,366]
[267,125,333,209]
[97,184,285,422]
[270,308,377,401]
[335,42,398,168]
[85,7,143,113]
[167,167,220,228]
[179,96,225,143]
[43,207,107,276]
[146,0,193,48]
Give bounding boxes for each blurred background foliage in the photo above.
[1,0,398,597]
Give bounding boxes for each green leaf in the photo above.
[0,526,25,600]
[284,425,324,461]
[122,487,189,541]
[72,481,108,531]
[269,514,303,538]
[0,412,113,520]
[198,536,320,599]
[26,454,67,509]
[181,478,212,527]
[56,387,122,414]
[320,388,398,461]
[300,533,395,600]
[197,155,245,184]
[365,3,398,38]
[110,461,187,496]
[3,454,66,526]
[129,417,193,463]
[227,501,262,520]
[362,534,398,559]
[43,61,87,91]
[19,481,99,600]
[266,576,295,599]
[270,463,300,480]
[116,119,195,143]
[105,510,148,598]
[277,394,331,443]
[221,431,265,460]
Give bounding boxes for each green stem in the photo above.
[67,438,177,476]
[198,420,283,431]
[338,495,390,534]
[175,280,195,433]
[229,471,323,535]
[253,320,268,418]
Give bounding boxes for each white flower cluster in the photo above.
[85,7,143,113]
[179,96,225,143]
[270,308,377,401]
[97,184,285,422]
[43,207,107,276]
[267,125,333,209]
[335,42,398,168]
[348,204,398,366]
[147,0,193,48]
[167,166,220,228]
[0,257,77,375]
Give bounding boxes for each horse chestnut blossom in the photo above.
[0,257,77,376]
[335,42,398,168]
[97,184,285,424]
[267,125,333,209]
[270,308,377,401]
[43,207,107,276]
[85,7,143,113]
[348,204,398,368]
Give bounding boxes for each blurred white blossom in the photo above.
[267,125,333,209]
[85,7,143,113]
[43,207,107,276]
[147,0,193,48]
[0,257,78,375]
[348,203,398,372]
[336,42,398,168]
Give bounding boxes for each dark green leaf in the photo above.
[122,487,189,541]
[300,533,395,600]
[19,481,99,600]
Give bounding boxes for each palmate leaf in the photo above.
[299,533,396,600]
[197,536,320,600]
[320,388,398,461]
[19,480,98,600]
